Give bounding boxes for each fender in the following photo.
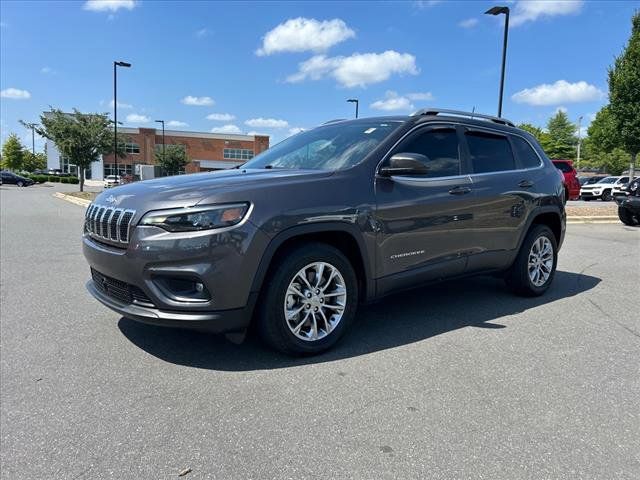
[249,222,376,302]
[516,205,566,253]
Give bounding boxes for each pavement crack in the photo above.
[588,298,640,341]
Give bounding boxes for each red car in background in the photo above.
[552,159,580,201]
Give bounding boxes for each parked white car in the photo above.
[103,175,121,189]
[580,176,629,201]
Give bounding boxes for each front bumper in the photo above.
[87,279,256,332]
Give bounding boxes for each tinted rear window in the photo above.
[512,136,542,169]
[466,131,516,173]
[554,161,573,173]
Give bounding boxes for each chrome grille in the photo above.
[85,203,136,244]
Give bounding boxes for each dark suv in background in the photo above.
[83,108,565,355]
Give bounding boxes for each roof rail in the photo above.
[322,118,348,125]
[411,108,515,127]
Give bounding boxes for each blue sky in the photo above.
[1,0,638,150]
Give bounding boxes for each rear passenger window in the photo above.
[512,136,541,169]
[465,131,515,173]
[398,128,460,178]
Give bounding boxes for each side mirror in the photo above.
[379,153,430,177]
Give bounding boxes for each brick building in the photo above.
[46,123,269,180]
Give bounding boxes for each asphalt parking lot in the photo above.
[1,184,639,479]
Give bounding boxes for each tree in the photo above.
[545,110,577,159]
[517,123,552,152]
[1,134,25,171]
[30,109,123,191]
[588,105,619,154]
[23,152,47,172]
[155,145,189,176]
[608,11,640,179]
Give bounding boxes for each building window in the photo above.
[104,163,133,176]
[125,143,140,154]
[223,148,254,160]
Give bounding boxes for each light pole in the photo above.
[155,119,165,163]
[576,115,583,170]
[347,98,359,118]
[113,60,131,177]
[485,6,510,117]
[25,122,37,156]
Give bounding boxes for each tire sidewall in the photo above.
[261,244,358,355]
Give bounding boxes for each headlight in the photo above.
[140,203,250,232]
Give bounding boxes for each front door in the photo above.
[374,124,475,295]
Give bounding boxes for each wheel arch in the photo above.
[518,207,564,253]
[250,223,374,303]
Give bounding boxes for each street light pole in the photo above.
[576,115,583,170]
[155,119,165,162]
[347,98,359,118]
[113,60,131,177]
[25,122,37,156]
[485,6,510,117]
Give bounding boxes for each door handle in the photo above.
[449,186,472,195]
[518,180,534,188]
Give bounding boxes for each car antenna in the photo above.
[471,106,476,119]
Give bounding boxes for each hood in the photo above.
[92,168,333,212]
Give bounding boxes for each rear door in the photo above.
[463,127,538,272]
[374,124,474,294]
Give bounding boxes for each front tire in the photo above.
[257,243,358,356]
[601,190,612,201]
[618,206,639,226]
[17,181,24,187]
[506,225,558,297]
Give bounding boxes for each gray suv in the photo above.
[83,109,565,355]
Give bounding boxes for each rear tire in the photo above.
[618,206,639,226]
[506,225,557,297]
[257,243,358,356]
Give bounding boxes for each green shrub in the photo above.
[32,175,47,183]
[48,175,61,183]
[68,177,79,184]
[60,177,70,184]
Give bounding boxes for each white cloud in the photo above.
[256,17,355,56]
[126,113,150,123]
[40,66,54,74]
[0,88,31,100]
[370,91,414,111]
[287,50,418,88]
[246,131,268,137]
[195,28,211,38]
[83,0,136,12]
[206,113,235,121]
[458,18,478,28]
[511,0,583,27]
[108,99,133,109]
[211,124,242,134]
[511,80,604,106]
[555,106,568,114]
[181,95,215,106]
[167,120,188,128]
[245,117,289,129]
[288,127,305,136]
[406,92,435,101]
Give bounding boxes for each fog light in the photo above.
[154,277,211,302]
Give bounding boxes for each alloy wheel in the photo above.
[283,262,347,342]
[528,236,553,287]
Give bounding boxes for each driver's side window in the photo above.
[397,128,461,178]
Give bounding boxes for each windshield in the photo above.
[243,121,402,171]
[597,177,616,184]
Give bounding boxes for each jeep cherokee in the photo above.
[83,108,566,355]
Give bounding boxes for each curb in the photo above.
[567,216,619,224]
[53,192,91,208]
